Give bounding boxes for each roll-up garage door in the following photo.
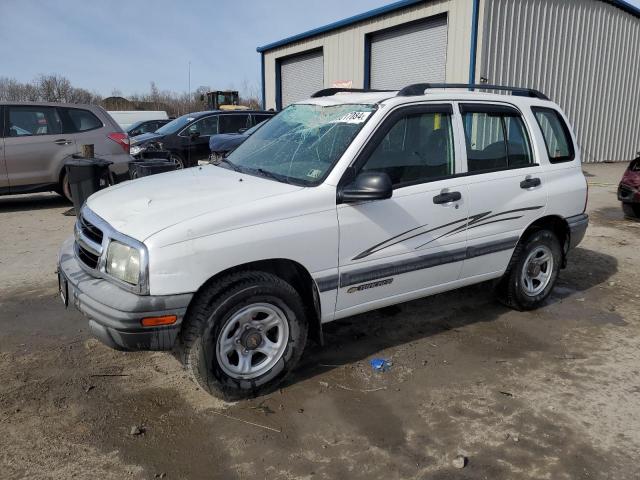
[369,16,448,90]
[280,50,324,108]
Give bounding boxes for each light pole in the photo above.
[188,61,191,114]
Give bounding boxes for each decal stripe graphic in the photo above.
[315,275,339,292]
[340,236,520,288]
[414,206,543,250]
[352,206,544,260]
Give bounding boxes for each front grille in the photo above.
[79,214,103,244]
[75,211,104,271]
[77,244,100,268]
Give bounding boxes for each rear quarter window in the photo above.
[60,108,103,133]
[532,107,575,163]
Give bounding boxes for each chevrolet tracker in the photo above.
[58,84,589,399]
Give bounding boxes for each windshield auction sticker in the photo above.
[331,111,372,124]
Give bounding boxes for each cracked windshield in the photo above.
[227,103,377,185]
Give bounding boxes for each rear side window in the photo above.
[61,108,103,133]
[219,114,250,134]
[461,105,534,173]
[532,107,574,163]
[7,106,62,136]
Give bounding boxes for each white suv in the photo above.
[58,84,589,399]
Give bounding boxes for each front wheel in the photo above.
[496,229,562,311]
[169,153,185,169]
[180,271,308,400]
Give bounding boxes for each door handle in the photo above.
[520,177,541,189]
[433,191,462,205]
[54,139,73,146]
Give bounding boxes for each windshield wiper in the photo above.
[217,157,241,172]
[254,168,289,183]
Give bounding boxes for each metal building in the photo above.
[257,0,640,162]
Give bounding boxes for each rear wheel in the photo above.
[496,229,562,311]
[180,271,308,400]
[57,172,72,202]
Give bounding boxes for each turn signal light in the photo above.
[141,315,177,327]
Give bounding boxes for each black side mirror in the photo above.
[190,131,201,139]
[339,171,393,203]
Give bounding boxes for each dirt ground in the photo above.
[1,163,639,480]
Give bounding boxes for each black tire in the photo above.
[169,153,185,169]
[622,202,640,219]
[496,229,562,311]
[179,271,308,400]
[57,171,72,202]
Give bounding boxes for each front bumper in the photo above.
[567,213,589,250]
[58,237,193,351]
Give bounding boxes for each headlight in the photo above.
[130,144,146,156]
[106,240,141,285]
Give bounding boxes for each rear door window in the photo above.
[219,114,250,133]
[7,106,62,136]
[460,104,534,172]
[532,107,574,163]
[60,108,103,133]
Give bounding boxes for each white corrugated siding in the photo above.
[370,16,448,89]
[478,0,640,162]
[280,50,324,107]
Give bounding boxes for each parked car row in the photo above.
[0,102,131,200]
[129,110,274,168]
[0,102,275,200]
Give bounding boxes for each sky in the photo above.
[1,0,640,98]
[0,0,391,97]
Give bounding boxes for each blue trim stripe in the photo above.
[257,0,639,55]
[468,0,480,86]
[256,0,427,53]
[260,53,266,110]
[607,0,640,18]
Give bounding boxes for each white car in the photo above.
[58,84,589,399]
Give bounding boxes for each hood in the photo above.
[131,132,164,144]
[209,133,246,152]
[86,166,303,241]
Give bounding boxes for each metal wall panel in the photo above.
[262,0,473,110]
[280,50,324,107]
[370,17,448,89]
[478,0,640,162]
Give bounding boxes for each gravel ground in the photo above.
[1,163,639,479]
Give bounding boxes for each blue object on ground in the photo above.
[370,358,392,372]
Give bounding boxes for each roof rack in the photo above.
[311,87,394,98]
[396,83,549,100]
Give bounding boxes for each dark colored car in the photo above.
[208,119,269,162]
[129,110,275,168]
[618,156,640,218]
[126,119,171,137]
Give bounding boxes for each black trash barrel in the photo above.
[65,158,113,215]
[129,159,179,179]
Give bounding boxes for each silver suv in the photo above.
[0,102,132,200]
